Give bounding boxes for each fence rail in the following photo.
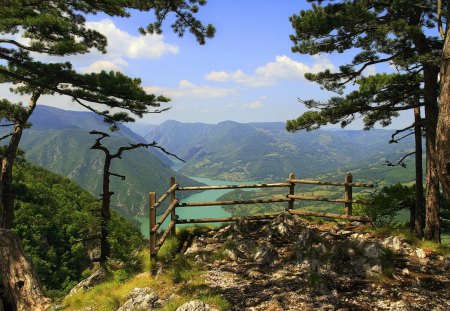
[148,172,373,257]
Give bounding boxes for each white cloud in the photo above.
[80,59,128,73]
[86,19,179,59]
[362,64,377,76]
[144,80,237,98]
[242,96,266,109]
[242,100,263,109]
[205,55,335,87]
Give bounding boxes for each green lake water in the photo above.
[135,177,257,237]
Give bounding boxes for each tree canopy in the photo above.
[0,0,215,126]
[286,0,445,242]
[286,0,442,132]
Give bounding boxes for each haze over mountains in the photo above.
[144,120,416,182]
[2,105,416,217]
[5,106,200,217]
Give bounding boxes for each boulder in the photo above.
[269,212,301,240]
[67,266,107,296]
[254,243,278,265]
[117,287,161,311]
[176,300,218,311]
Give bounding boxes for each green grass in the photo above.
[62,235,230,311]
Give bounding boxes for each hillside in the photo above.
[11,160,143,296]
[2,106,202,217]
[144,121,416,181]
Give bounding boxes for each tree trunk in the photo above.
[423,66,441,243]
[0,92,49,310]
[414,107,424,238]
[0,229,51,311]
[100,157,112,263]
[0,92,40,229]
[437,28,450,208]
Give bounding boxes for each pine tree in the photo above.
[437,1,450,212]
[0,1,214,309]
[286,0,442,241]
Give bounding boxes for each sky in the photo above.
[3,0,413,128]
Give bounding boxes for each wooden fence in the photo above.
[149,173,373,257]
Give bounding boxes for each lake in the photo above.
[135,177,257,237]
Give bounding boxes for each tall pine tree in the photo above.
[286,0,442,241]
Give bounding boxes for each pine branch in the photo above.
[0,133,13,141]
[389,121,424,143]
[385,151,416,168]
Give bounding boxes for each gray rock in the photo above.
[416,248,427,259]
[236,239,256,255]
[254,243,278,265]
[269,212,300,239]
[363,243,383,259]
[176,300,218,311]
[117,287,160,311]
[67,266,107,296]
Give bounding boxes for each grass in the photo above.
[62,236,230,311]
[361,226,450,254]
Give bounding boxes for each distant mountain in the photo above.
[126,122,158,137]
[2,106,202,216]
[144,121,416,182]
[30,105,145,143]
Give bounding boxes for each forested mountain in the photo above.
[12,159,143,296]
[144,120,416,181]
[2,106,202,216]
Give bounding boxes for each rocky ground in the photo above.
[183,213,450,311]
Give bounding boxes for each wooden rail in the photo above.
[148,172,373,258]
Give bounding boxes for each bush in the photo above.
[354,184,415,226]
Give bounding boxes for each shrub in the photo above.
[354,184,414,226]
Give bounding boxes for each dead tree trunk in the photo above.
[89,130,183,263]
[0,230,51,311]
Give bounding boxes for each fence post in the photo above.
[149,192,156,258]
[287,173,296,211]
[170,176,177,236]
[345,173,353,216]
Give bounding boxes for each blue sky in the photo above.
[4,0,413,128]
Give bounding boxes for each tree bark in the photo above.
[409,10,441,242]
[0,91,49,310]
[423,66,441,243]
[0,229,51,311]
[100,157,112,262]
[437,27,450,210]
[414,107,424,238]
[0,92,40,229]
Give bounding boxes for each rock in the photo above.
[350,221,364,227]
[213,225,232,241]
[254,243,278,265]
[392,236,402,251]
[249,300,284,311]
[67,266,107,296]
[363,243,383,259]
[117,287,160,311]
[236,239,256,256]
[224,249,238,261]
[269,212,300,239]
[295,227,321,260]
[176,300,218,311]
[416,248,427,259]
